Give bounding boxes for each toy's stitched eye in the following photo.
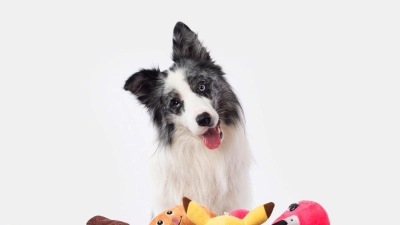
[288,203,299,211]
[157,220,163,225]
[198,83,206,92]
[166,211,173,215]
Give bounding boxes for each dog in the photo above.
[124,22,253,216]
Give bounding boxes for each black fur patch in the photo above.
[164,90,184,115]
[124,68,164,127]
[172,22,211,63]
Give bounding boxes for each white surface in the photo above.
[1,1,399,224]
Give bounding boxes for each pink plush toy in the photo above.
[229,209,250,219]
[272,200,330,225]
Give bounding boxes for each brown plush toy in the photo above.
[149,204,216,225]
[87,215,129,225]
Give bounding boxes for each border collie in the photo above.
[124,22,253,216]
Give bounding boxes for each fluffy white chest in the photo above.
[148,125,253,216]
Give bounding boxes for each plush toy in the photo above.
[183,197,274,225]
[149,204,216,225]
[272,200,330,225]
[87,204,215,225]
[87,215,129,225]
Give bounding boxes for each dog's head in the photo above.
[124,22,242,149]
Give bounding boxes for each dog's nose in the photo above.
[196,112,211,127]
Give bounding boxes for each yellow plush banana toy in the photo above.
[183,197,275,225]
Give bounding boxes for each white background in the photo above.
[1,1,399,225]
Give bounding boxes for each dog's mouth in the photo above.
[201,120,223,150]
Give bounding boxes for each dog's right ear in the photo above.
[124,68,162,107]
[172,21,211,62]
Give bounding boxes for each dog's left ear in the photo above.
[172,22,211,62]
[123,68,162,108]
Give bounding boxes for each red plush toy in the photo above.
[272,200,330,225]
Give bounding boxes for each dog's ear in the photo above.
[172,22,211,62]
[124,68,162,107]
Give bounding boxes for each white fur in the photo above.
[148,69,254,216]
[164,69,219,135]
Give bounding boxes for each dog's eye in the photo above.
[288,203,299,211]
[166,211,173,215]
[170,99,181,108]
[157,220,163,225]
[198,82,206,92]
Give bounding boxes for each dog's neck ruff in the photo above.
[149,122,253,216]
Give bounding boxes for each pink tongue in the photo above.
[202,127,221,150]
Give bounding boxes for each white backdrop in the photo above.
[1,1,399,225]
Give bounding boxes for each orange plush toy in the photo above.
[149,204,216,225]
[87,203,215,225]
